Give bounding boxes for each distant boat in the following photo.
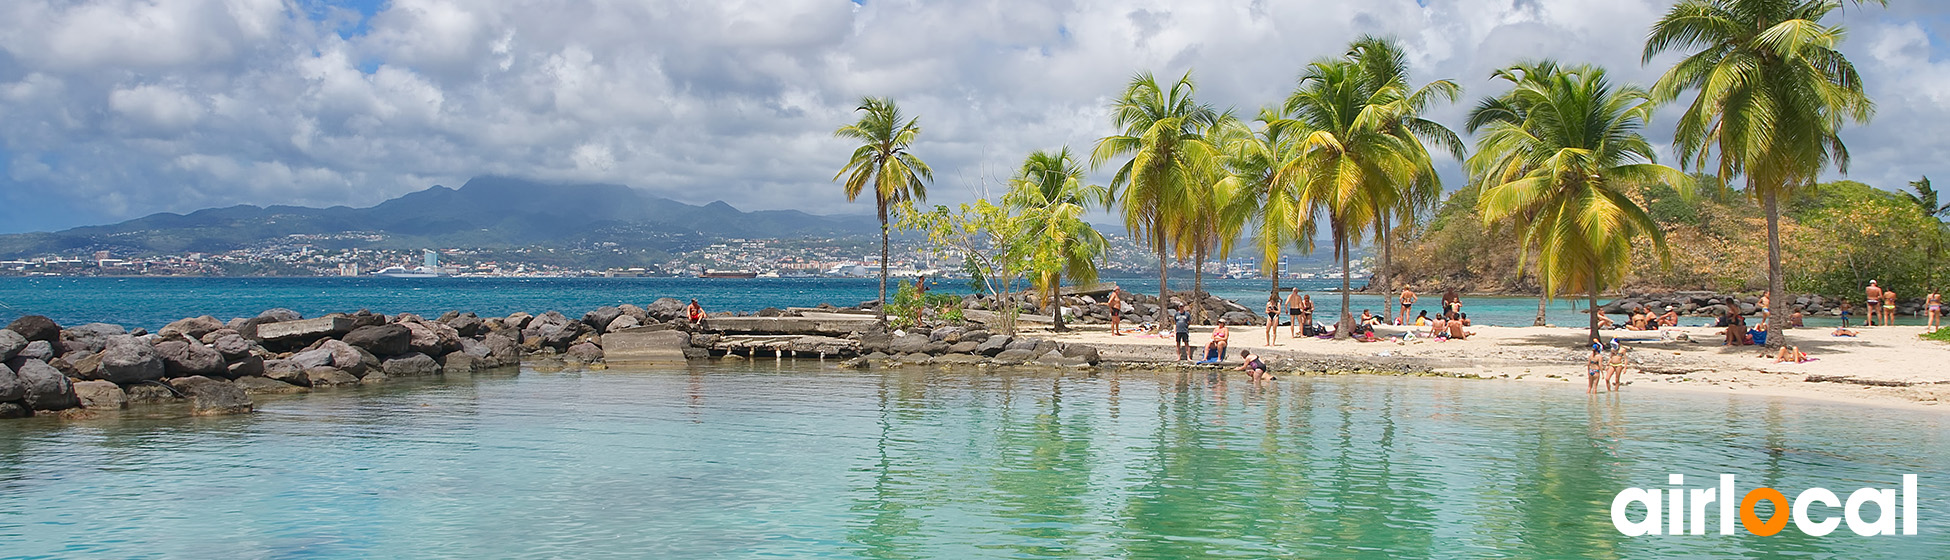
[374,266,443,278]
[700,270,757,279]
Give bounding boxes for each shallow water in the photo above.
[1,364,1944,559]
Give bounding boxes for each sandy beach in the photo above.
[1042,322,1950,412]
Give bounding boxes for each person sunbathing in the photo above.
[1597,314,1617,329]
[1773,346,1812,364]
[1831,326,1859,337]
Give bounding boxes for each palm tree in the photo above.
[1004,148,1110,331]
[1346,37,1464,318]
[1173,114,1249,324]
[1467,60,1569,327]
[1281,54,1426,338]
[1471,62,1686,341]
[1092,71,1223,313]
[1644,0,1882,346]
[834,97,934,324]
[1906,177,1950,218]
[1218,109,1316,321]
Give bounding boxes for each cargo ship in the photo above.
[699,270,758,279]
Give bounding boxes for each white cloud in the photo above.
[0,0,1943,232]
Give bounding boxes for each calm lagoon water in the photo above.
[1,363,1944,559]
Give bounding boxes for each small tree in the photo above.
[898,200,1029,335]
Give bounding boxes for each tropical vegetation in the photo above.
[834,96,934,324]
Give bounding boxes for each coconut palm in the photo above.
[1471,62,1687,341]
[1644,0,1881,345]
[1004,148,1111,331]
[1091,71,1224,312]
[1172,114,1250,324]
[834,96,934,324]
[1467,60,1570,327]
[1345,37,1464,317]
[1218,108,1316,320]
[1281,55,1427,338]
[1906,177,1950,218]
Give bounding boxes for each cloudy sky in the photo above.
[0,0,1944,233]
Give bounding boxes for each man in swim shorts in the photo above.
[1399,287,1417,325]
[1866,280,1882,326]
[1173,306,1193,361]
[1286,288,1304,337]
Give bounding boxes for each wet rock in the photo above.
[0,402,28,418]
[159,315,226,339]
[565,342,604,364]
[342,324,411,356]
[304,367,359,387]
[933,353,986,365]
[381,352,441,377]
[975,335,1012,357]
[8,358,77,411]
[166,376,251,415]
[1060,344,1101,365]
[889,333,934,355]
[155,339,225,377]
[0,329,24,361]
[440,353,478,375]
[359,371,390,384]
[5,316,61,344]
[97,335,165,385]
[61,323,126,355]
[233,376,306,395]
[125,383,178,404]
[226,355,265,378]
[72,380,127,410]
[263,360,309,386]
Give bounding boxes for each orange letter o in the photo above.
[1741,488,1790,536]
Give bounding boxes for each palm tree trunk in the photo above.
[1337,234,1353,339]
[1763,190,1786,348]
[1270,257,1282,330]
[1050,274,1066,332]
[1535,292,1549,327]
[1588,274,1601,344]
[1193,245,1206,324]
[1379,217,1393,321]
[877,201,890,325]
[1157,239,1170,316]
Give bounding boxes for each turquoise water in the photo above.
[0,277,1691,330]
[1,364,1944,558]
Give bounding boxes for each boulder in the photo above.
[992,348,1036,365]
[5,316,61,344]
[341,324,412,356]
[60,323,126,355]
[929,326,965,343]
[346,310,387,329]
[155,339,226,377]
[959,329,992,343]
[123,384,176,405]
[257,308,303,322]
[1005,337,1040,352]
[254,316,353,344]
[159,315,225,339]
[529,310,574,330]
[946,341,981,354]
[290,348,336,370]
[1060,344,1101,365]
[975,335,1012,357]
[402,320,462,356]
[565,342,604,364]
[0,361,20,402]
[539,321,589,350]
[605,315,641,333]
[440,353,479,375]
[889,333,934,354]
[458,337,490,359]
[263,360,309,386]
[381,352,441,377]
[0,329,24,361]
[226,355,265,378]
[1220,311,1258,326]
[320,340,367,377]
[444,313,484,338]
[211,332,253,359]
[482,333,519,367]
[0,402,28,418]
[505,312,534,329]
[72,380,127,410]
[164,376,251,415]
[583,307,624,332]
[600,328,691,365]
[858,331,892,355]
[233,376,306,395]
[933,353,986,365]
[645,298,687,322]
[304,367,360,387]
[17,341,53,361]
[96,335,166,385]
[7,358,78,411]
[1031,340,1059,356]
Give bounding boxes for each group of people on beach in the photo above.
[1854,280,1943,330]
[1587,338,1628,394]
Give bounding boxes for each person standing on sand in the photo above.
[1442,289,1462,317]
[1866,280,1882,326]
[1173,306,1193,361]
[1286,288,1304,337]
[1607,345,1628,391]
[1107,289,1124,336]
[1399,288,1417,325]
[1299,295,1315,336]
[1264,294,1281,346]
[1927,290,1942,330]
[1587,341,1603,395]
[1839,300,1854,327]
[1883,288,1898,327]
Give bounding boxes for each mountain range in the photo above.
[0,176,880,258]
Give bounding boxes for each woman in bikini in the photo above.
[1883,289,1898,327]
[1927,290,1942,330]
[1587,342,1603,395]
[1607,345,1628,391]
[1264,294,1282,345]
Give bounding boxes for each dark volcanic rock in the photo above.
[565,342,604,364]
[5,316,61,344]
[381,352,441,377]
[0,329,23,361]
[263,360,309,386]
[342,324,412,356]
[61,323,126,355]
[889,334,934,355]
[96,335,166,385]
[234,376,307,394]
[0,402,28,418]
[1060,344,1101,365]
[155,339,226,377]
[583,307,624,332]
[304,367,360,387]
[975,335,1012,357]
[165,376,252,415]
[124,384,179,405]
[0,361,21,402]
[17,341,52,362]
[645,298,686,322]
[211,332,253,359]
[159,316,226,339]
[7,358,77,411]
[257,308,304,322]
[445,313,484,338]
[226,355,266,378]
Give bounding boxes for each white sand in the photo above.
[1039,322,1950,412]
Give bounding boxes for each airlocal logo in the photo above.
[1612,475,1919,536]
